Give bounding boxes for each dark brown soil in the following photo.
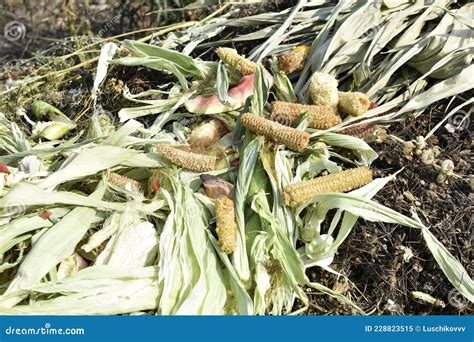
[307,103,473,315]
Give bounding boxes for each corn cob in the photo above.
[277,45,311,75]
[108,172,143,193]
[216,47,256,76]
[283,166,373,207]
[309,72,339,109]
[340,122,376,139]
[156,145,216,172]
[188,119,227,152]
[240,112,310,152]
[338,91,370,117]
[215,196,237,254]
[271,101,342,129]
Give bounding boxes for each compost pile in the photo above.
[0,0,472,315]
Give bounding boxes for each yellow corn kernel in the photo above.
[338,92,370,117]
[283,166,373,207]
[108,172,143,193]
[215,196,237,254]
[240,112,310,152]
[277,45,311,75]
[309,72,339,109]
[216,47,256,76]
[156,145,216,172]
[271,101,342,129]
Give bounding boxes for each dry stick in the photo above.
[0,4,230,99]
[61,2,231,61]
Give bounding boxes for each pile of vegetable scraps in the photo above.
[0,0,472,315]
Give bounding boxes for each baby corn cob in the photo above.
[338,91,370,117]
[271,101,342,129]
[156,145,216,172]
[340,122,376,139]
[283,166,373,207]
[216,47,256,76]
[215,196,237,254]
[277,45,311,75]
[309,72,339,109]
[240,112,310,152]
[108,172,143,193]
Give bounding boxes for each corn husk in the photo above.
[31,100,76,140]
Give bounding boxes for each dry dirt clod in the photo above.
[414,136,426,154]
[403,191,416,202]
[436,173,447,185]
[403,141,416,160]
[432,146,442,157]
[440,159,454,176]
[421,149,435,165]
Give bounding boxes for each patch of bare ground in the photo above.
[307,101,473,315]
